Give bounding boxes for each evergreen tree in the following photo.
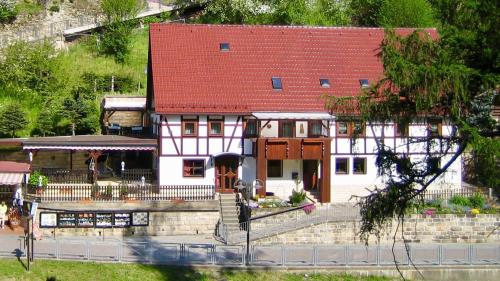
[0,103,28,137]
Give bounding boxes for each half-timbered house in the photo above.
[147,24,462,203]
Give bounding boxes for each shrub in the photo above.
[468,192,486,209]
[49,5,60,13]
[0,0,17,24]
[28,170,48,187]
[289,190,306,205]
[449,195,469,206]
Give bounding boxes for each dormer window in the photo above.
[219,43,230,51]
[359,79,369,88]
[272,77,282,90]
[320,78,330,88]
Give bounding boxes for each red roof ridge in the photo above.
[150,23,437,32]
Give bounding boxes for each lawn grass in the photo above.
[0,258,396,281]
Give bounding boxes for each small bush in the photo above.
[49,5,60,13]
[289,190,306,205]
[28,170,48,187]
[468,193,486,209]
[0,0,17,24]
[449,195,469,206]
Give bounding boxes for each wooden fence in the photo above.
[421,189,476,201]
[27,184,215,202]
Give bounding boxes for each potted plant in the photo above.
[28,171,48,195]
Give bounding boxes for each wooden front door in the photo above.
[215,156,239,193]
[303,160,318,191]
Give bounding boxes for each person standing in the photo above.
[13,184,23,216]
[0,201,7,229]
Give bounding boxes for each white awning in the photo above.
[0,173,24,185]
[252,112,333,120]
[103,97,146,110]
[23,145,156,151]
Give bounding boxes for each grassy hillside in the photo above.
[0,27,149,137]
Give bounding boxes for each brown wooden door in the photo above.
[303,160,318,191]
[215,156,239,193]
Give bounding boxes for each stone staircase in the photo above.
[218,203,360,245]
[218,193,242,233]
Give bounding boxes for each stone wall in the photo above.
[45,211,219,237]
[254,213,499,245]
[37,201,220,238]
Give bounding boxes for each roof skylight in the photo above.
[272,77,282,90]
[359,79,370,88]
[320,78,330,88]
[220,43,230,51]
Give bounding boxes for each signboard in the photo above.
[40,213,57,228]
[30,202,38,217]
[77,213,95,227]
[114,213,131,227]
[39,211,149,228]
[95,213,113,228]
[58,213,76,227]
[131,212,149,226]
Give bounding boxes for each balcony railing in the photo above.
[27,184,215,202]
[40,168,155,184]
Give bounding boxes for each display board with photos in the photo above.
[113,213,131,227]
[95,213,113,228]
[132,212,149,226]
[40,213,58,227]
[39,211,149,228]
[58,213,77,227]
[77,213,95,227]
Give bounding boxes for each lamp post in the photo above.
[234,179,263,265]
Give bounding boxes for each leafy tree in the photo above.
[98,0,143,63]
[101,0,143,22]
[377,0,437,27]
[0,41,57,101]
[350,0,383,27]
[99,21,134,64]
[0,103,28,137]
[324,0,499,260]
[197,0,352,26]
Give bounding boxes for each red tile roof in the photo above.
[0,161,30,173]
[149,24,436,114]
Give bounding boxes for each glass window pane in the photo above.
[267,160,282,177]
[210,122,222,135]
[281,122,294,137]
[335,158,349,174]
[353,158,366,174]
[338,122,348,135]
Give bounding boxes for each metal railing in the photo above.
[39,168,154,184]
[1,236,498,267]
[218,204,360,244]
[41,168,90,184]
[26,184,215,202]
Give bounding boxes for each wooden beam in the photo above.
[319,139,331,203]
[256,138,267,197]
